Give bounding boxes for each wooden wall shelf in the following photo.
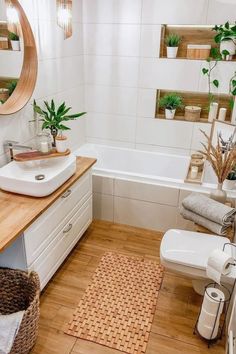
[160,25,236,61]
[156,89,232,123]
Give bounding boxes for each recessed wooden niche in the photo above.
[160,25,236,61]
[155,89,232,123]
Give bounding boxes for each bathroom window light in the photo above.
[6,1,19,25]
[57,0,72,39]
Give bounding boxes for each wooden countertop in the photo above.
[0,157,96,252]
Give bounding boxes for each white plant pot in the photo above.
[165,109,176,119]
[55,136,68,153]
[223,179,236,190]
[167,46,178,59]
[11,40,20,51]
[220,40,236,60]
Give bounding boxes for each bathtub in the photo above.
[75,144,235,232]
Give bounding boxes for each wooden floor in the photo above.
[31,221,225,354]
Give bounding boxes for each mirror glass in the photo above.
[0,0,24,106]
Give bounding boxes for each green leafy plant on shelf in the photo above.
[8,32,19,41]
[33,100,86,146]
[165,33,181,47]
[227,164,236,181]
[213,21,236,45]
[159,93,183,110]
[6,80,18,96]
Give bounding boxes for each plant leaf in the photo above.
[213,79,219,88]
[202,68,209,75]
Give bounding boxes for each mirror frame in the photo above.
[0,0,37,115]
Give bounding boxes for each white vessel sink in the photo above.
[0,154,77,197]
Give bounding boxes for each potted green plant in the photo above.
[9,31,20,51]
[158,93,183,119]
[213,21,236,60]
[224,165,236,190]
[33,100,86,151]
[165,33,181,59]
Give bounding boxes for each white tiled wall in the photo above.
[0,0,86,165]
[83,0,236,155]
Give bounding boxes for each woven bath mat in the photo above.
[65,252,164,354]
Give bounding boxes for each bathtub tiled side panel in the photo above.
[93,193,114,222]
[114,196,178,232]
[92,175,114,195]
[114,179,179,206]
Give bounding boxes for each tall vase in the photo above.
[210,183,227,204]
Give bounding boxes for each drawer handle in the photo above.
[63,223,73,233]
[61,189,72,199]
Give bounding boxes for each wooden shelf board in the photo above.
[157,115,210,123]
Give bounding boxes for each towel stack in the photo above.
[180,193,236,236]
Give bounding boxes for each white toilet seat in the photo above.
[160,229,231,280]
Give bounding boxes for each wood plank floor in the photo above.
[31,220,225,354]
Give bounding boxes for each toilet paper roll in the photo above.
[206,249,234,284]
[197,322,219,340]
[202,287,225,315]
[198,307,220,328]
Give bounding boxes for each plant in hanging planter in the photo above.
[200,129,236,203]
[225,164,236,190]
[165,33,181,59]
[9,31,20,51]
[213,21,236,60]
[33,100,86,150]
[158,93,183,119]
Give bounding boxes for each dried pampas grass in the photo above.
[200,129,236,184]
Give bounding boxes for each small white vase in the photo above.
[167,47,178,59]
[55,136,68,153]
[165,108,176,119]
[11,40,20,51]
[224,179,236,190]
[220,40,236,60]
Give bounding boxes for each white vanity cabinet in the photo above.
[0,170,93,290]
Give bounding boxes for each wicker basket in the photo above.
[185,105,201,122]
[0,269,40,354]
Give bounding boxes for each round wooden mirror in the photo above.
[0,0,37,115]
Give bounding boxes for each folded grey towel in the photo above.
[182,193,236,226]
[180,206,229,236]
[0,311,24,354]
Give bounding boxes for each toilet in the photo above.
[160,229,236,295]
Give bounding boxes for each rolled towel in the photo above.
[180,206,229,236]
[182,193,236,226]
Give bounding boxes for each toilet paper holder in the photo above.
[194,243,236,347]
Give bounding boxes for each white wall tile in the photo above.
[93,175,114,194]
[139,58,201,90]
[207,1,236,24]
[191,122,212,152]
[83,24,140,56]
[137,89,157,118]
[140,25,162,58]
[93,193,114,221]
[114,179,179,206]
[86,113,136,142]
[198,61,236,94]
[114,196,178,231]
[135,144,190,156]
[85,85,138,116]
[87,138,135,149]
[83,0,142,24]
[84,55,140,87]
[142,0,209,24]
[136,119,194,149]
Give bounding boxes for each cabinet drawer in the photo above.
[24,171,91,265]
[29,196,92,289]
